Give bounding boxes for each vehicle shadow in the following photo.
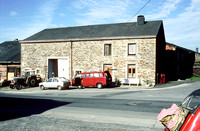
[0,97,70,121]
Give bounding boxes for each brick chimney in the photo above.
[137,15,145,25]
[196,48,199,53]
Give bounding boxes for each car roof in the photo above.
[189,89,200,96]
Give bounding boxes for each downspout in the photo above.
[70,41,73,81]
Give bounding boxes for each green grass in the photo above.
[188,76,200,81]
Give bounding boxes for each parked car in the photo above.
[72,71,112,89]
[39,77,70,90]
[158,89,200,131]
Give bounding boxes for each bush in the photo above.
[188,76,200,81]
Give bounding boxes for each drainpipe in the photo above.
[70,40,73,81]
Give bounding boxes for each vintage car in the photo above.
[39,77,70,90]
[158,89,200,131]
[72,71,112,89]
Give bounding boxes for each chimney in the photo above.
[14,38,18,41]
[196,48,199,53]
[137,15,145,25]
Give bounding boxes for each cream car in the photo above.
[39,77,70,90]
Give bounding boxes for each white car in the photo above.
[39,77,70,90]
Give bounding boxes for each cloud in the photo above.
[164,0,200,50]
[72,0,132,25]
[146,0,181,20]
[0,0,61,42]
[9,11,18,16]
[18,0,60,40]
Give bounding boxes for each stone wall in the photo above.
[21,38,157,85]
[0,65,7,80]
[21,42,71,79]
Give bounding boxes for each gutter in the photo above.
[20,35,156,44]
[0,61,20,64]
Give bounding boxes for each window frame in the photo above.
[104,44,112,56]
[128,43,136,56]
[127,64,136,78]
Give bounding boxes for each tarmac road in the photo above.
[0,80,199,131]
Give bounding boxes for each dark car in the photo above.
[158,89,200,131]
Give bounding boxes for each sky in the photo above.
[0,0,200,51]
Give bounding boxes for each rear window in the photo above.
[94,73,103,77]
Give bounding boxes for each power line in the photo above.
[127,0,151,22]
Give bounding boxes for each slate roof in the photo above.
[23,20,163,42]
[0,41,20,63]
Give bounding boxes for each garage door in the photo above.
[58,59,69,79]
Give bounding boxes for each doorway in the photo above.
[48,58,69,79]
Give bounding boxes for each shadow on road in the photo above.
[0,97,70,121]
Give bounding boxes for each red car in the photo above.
[160,89,200,131]
[72,71,112,89]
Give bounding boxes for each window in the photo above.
[94,73,103,77]
[104,44,112,56]
[35,68,41,75]
[84,73,93,78]
[47,78,53,82]
[128,64,136,78]
[128,43,136,55]
[53,78,59,82]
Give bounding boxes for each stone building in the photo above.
[0,40,21,83]
[21,15,166,86]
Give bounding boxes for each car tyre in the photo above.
[16,84,22,90]
[77,85,83,89]
[9,85,15,89]
[58,85,62,90]
[29,78,36,87]
[40,85,45,90]
[97,83,102,89]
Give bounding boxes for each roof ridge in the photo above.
[44,20,162,30]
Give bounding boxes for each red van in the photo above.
[72,71,112,88]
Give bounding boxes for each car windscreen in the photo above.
[47,78,52,82]
[182,95,200,110]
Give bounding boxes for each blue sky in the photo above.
[0,0,200,51]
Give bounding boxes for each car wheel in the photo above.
[29,78,36,87]
[77,85,83,89]
[16,84,22,90]
[9,85,15,89]
[58,85,62,90]
[97,83,102,89]
[40,85,45,90]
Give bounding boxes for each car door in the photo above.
[52,78,59,88]
[82,73,93,86]
[45,78,53,87]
